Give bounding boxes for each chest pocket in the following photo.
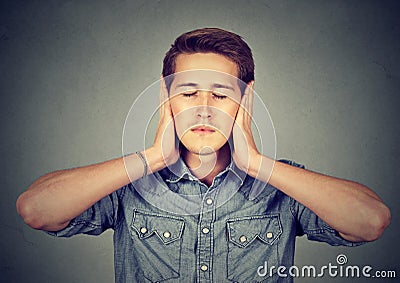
[226,214,282,282]
[130,210,185,282]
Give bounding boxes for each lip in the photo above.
[191,125,216,134]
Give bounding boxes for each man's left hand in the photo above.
[232,81,262,177]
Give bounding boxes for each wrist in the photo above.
[247,154,275,183]
[245,152,262,177]
[144,147,174,174]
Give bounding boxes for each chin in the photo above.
[180,134,227,155]
[180,141,226,155]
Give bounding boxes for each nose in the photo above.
[196,91,212,119]
[196,106,212,119]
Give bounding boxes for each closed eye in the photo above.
[180,90,227,100]
[213,93,227,100]
[182,91,197,97]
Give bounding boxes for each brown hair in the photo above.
[162,28,255,84]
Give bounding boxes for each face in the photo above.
[168,53,243,155]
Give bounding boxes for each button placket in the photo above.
[197,192,217,282]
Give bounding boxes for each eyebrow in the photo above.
[175,82,198,88]
[175,82,235,91]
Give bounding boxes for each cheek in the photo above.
[170,106,196,137]
[170,99,194,119]
[231,104,240,118]
[221,104,240,121]
[169,100,181,117]
[214,107,238,135]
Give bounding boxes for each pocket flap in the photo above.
[131,210,185,244]
[227,214,282,247]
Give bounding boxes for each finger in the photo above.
[243,82,254,124]
[240,91,249,125]
[236,92,247,122]
[248,81,254,116]
[159,76,166,116]
[160,76,171,118]
[160,76,168,99]
[162,78,175,121]
[244,81,254,113]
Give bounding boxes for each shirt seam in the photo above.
[114,185,128,230]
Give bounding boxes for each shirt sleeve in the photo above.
[46,186,124,238]
[290,199,364,246]
[278,159,365,247]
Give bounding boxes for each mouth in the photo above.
[190,125,216,134]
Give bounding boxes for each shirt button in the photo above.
[239,235,247,243]
[163,231,171,238]
[266,232,273,239]
[202,227,210,234]
[205,198,213,205]
[200,264,208,271]
[140,227,147,234]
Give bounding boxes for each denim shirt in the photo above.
[48,159,362,282]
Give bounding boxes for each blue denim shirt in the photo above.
[48,159,362,282]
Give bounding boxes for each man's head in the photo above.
[162,27,255,85]
[162,28,255,156]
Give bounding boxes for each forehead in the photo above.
[175,53,238,77]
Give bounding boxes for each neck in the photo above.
[182,143,231,186]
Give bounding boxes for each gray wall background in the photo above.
[1,0,399,282]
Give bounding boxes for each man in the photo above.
[16,28,390,282]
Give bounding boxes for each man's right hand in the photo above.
[143,78,179,174]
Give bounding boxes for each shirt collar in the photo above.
[226,160,247,184]
[164,157,195,183]
[163,157,247,184]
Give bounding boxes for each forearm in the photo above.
[253,155,390,242]
[16,149,164,232]
[17,83,178,232]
